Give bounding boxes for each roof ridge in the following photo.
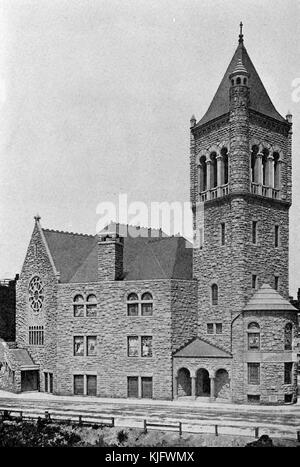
[42,228,95,238]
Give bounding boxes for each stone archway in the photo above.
[177,368,191,397]
[215,369,230,400]
[196,368,210,397]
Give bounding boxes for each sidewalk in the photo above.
[0,389,299,413]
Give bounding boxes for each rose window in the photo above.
[29,276,44,312]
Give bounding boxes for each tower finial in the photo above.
[239,21,244,44]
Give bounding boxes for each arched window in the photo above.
[273,152,281,189]
[247,322,260,350]
[284,323,293,350]
[251,145,259,183]
[210,152,217,188]
[199,155,207,192]
[127,293,139,316]
[236,77,241,85]
[141,292,153,316]
[221,147,228,185]
[211,284,218,305]
[86,294,97,317]
[73,294,84,317]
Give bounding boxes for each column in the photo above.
[191,376,196,400]
[174,376,178,400]
[255,154,263,195]
[210,377,215,402]
[217,154,223,197]
[267,155,274,197]
[206,159,212,200]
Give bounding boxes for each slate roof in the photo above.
[42,226,193,283]
[173,337,232,358]
[243,284,298,312]
[10,349,39,369]
[196,40,286,127]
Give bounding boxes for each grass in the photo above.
[0,418,298,447]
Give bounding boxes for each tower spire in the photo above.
[239,21,244,44]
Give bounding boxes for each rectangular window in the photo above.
[127,336,139,357]
[207,323,214,334]
[49,373,53,393]
[220,223,225,246]
[284,362,293,384]
[87,336,97,356]
[141,336,153,357]
[29,326,44,346]
[252,221,257,244]
[141,377,153,399]
[252,275,257,289]
[275,225,279,247]
[141,302,153,316]
[274,276,279,291]
[74,336,84,356]
[86,304,97,318]
[74,304,84,317]
[248,363,260,385]
[44,372,48,392]
[127,303,139,316]
[86,375,97,396]
[284,394,293,403]
[216,323,223,334]
[73,375,84,395]
[248,333,260,350]
[127,376,139,398]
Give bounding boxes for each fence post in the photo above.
[255,427,259,438]
[45,411,51,422]
[19,411,23,421]
[215,425,218,436]
[297,430,300,442]
[144,419,147,434]
[111,417,115,428]
[78,415,82,426]
[179,422,182,437]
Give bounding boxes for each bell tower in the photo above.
[190,24,293,353]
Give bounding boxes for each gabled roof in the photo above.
[10,349,39,370]
[42,225,193,283]
[243,284,298,312]
[173,337,232,358]
[196,40,286,127]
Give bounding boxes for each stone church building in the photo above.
[0,28,298,404]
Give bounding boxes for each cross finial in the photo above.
[239,21,244,44]
[34,213,41,222]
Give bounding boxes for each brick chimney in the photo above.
[97,232,124,281]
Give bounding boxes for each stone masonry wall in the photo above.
[171,280,198,353]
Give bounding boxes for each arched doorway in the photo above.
[215,369,230,400]
[177,368,191,397]
[196,368,210,397]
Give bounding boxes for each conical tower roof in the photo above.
[196,33,286,127]
[243,284,297,312]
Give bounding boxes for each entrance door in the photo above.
[141,377,153,399]
[87,375,97,396]
[196,368,210,397]
[21,371,39,392]
[127,376,139,398]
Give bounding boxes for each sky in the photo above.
[0,0,300,295]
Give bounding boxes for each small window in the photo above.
[141,292,153,316]
[216,323,223,334]
[141,377,153,399]
[252,221,257,244]
[252,275,257,289]
[127,376,139,398]
[284,394,293,403]
[248,322,260,350]
[284,362,293,384]
[247,394,260,403]
[275,225,279,247]
[74,375,84,395]
[274,276,279,291]
[87,336,97,356]
[87,375,97,396]
[73,294,84,317]
[284,323,293,350]
[211,284,218,305]
[248,363,260,385]
[207,323,214,334]
[86,294,97,317]
[127,293,139,316]
[236,77,241,85]
[127,336,139,357]
[74,336,84,356]
[141,336,153,357]
[243,78,247,85]
[220,223,225,246]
